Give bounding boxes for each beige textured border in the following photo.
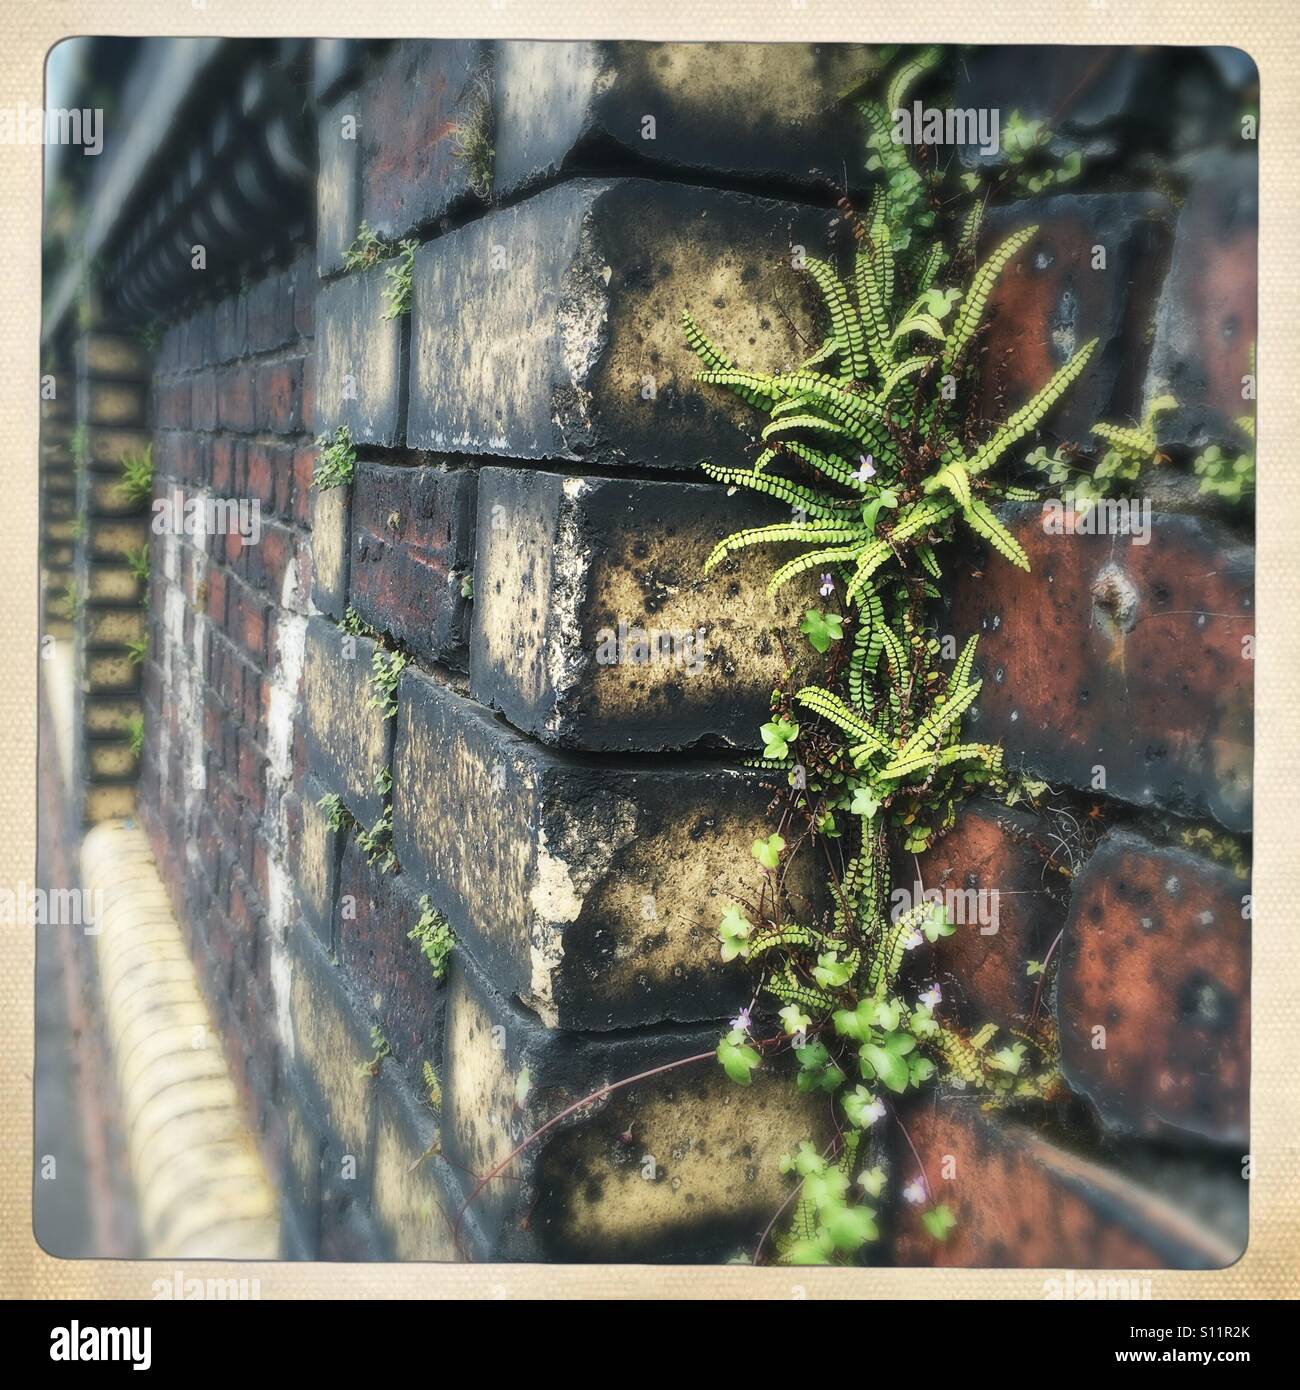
[2,3,1296,1300]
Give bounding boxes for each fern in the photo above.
[687,49,1079,1263]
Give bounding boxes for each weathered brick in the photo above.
[89,518,149,563]
[85,651,140,695]
[87,426,151,469]
[309,483,351,621]
[978,194,1170,442]
[393,664,821,1030]
[286,923,375,1159]
[318,101,361,277]
[87,740,136,781]
[88,474,145,518]
[1059,829,1249,1144]
[89,380,148,426]
[297,776,343,945]
[370,1075,456,1261]
[1145,150,1257,452]
[84,784,136,823]
[84,696,144,738]
[359,41,489,239]
[335,839,444,1088]
[302,615,393,825]
[213,294,249,363]
[442,950,827,1262]
[85,565,144,606]
[316,264,406,445]
[901,799,1069,1028]
[254,357,304,435]
[84,607,146,648]
[78,332,151,379]
[890,1098,1242,1268]
[407,179,828,468]
[954,47,1161,170]
[191,371,218,432]
[471,467,820,750]
[349,461,474,667]
[493,41,870,198]
[246,268,298,355]
[949,503,1253,831]
[218,365,256,433]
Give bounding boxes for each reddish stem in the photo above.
[452,1049,716,1252]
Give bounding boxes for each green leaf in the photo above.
[752,833,786,871]
[779,1005,812,1036]
[760,716,800,759]
[858,1165,887,1198]
[718,903,752,962]
[813,951,852,990]
[990,1042,1027,1075]
[799,609,844,654]
[860,1042,910,1093]
[841,1085,885,1128]
[823,1202,879,1252]
[922,899,954,942]
[717,1032,761,1086]
[922,1204,957,1241]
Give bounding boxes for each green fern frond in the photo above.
[848,588,886,709]
[949,634,980,693]
[886,45,942,112]
[943,225,1038,368]
[768,544,864,595]
[1090,421,1152,460]
[700,464,856,519]
[927,461,972,510]
[894,676,982,763]
[794,686,890,753]
[891,311,947,345]
[682,309,734,372]
[804,258,870,382]
[781,441,869,491]
[966,338,1098,476]
[695,368,780,411]
[962,498,1030,569]
[844,539,897,605]
[799,337,842,373]
[875,355,931,404]
[703,521,866,575]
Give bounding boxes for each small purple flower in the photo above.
[920,983,943,1009]
[903,1178,927,1206]
[905,929,924,951]
[853,454,877,482]
[864,1096,886,1125]
[819,573,835,598]
[730,1007,753,1034]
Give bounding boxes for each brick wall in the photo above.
[130,40,1253,1265]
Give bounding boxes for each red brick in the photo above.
[210,438,236,494]
[218,364,256,433]
[977,195,1169,440]
[335,839,443,1089]
[292,448,315,525]
[255,357,304,435]
[349,461,474,665]
[950,504,1253,831]
[1059,829,1249,1144]
[891,1099,1241,1268]
[191,371,218,432]
[155,379,190,429]
[901,799,1070,1029]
